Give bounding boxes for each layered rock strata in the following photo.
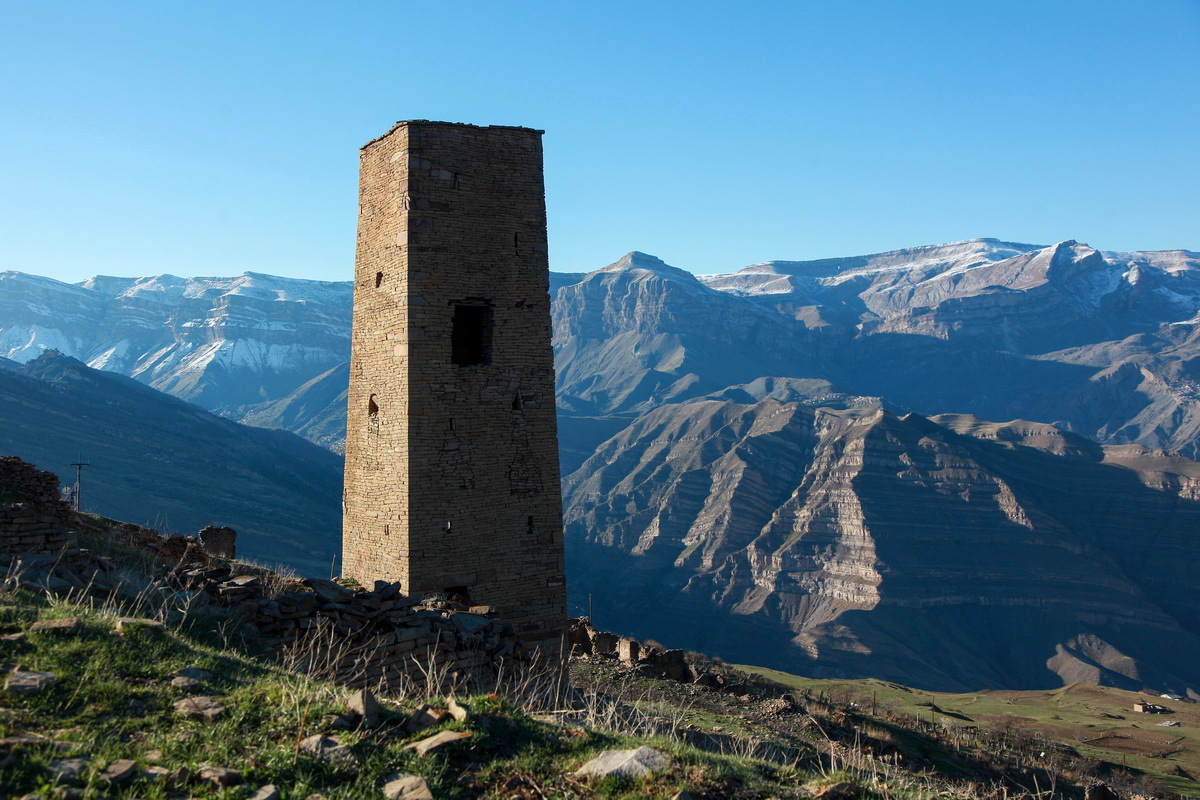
[565,397,1200,692]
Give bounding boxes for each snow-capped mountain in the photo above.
[6,237,1200,691]
[0,270,351,424]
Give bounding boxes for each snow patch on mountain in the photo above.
[0,325,84,363]
[81,271,353,307]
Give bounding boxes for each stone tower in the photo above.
[343,121,566,648]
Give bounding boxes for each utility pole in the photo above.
[70,457,90,512]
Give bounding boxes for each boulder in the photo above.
[403,730,472,757]
[5,668,55,694]
[383,773,435,800]
[197,525,237,559]
[574,746,671,780]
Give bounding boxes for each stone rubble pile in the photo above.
[568,618,749,693]
[3,550,116,594]
[105,521,206,564]
[163,564,530,692]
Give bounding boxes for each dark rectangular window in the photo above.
[451,304,492,366]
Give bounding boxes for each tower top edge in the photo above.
[362,120,545,150]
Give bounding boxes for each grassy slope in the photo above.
[0,585,819,800]
[737,665,1200,798]
[3,527,1188,799]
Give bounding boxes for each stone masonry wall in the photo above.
[343,121,566,649]
[0,456,76,560]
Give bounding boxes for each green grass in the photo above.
[0,580,862,799]
[736,664,1200,798]
[4,528,1170,799]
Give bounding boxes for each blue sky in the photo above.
[2,1,1197,283]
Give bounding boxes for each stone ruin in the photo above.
[197,525,237,559]
[0,456,77,562]
[0,453,536,693]
[167,565,531,693]
[568,618,751,694]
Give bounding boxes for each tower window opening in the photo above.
[375,271,383,288]
[451,303,492,366]
[368,394,379,418]
[512,391,523,411]
[514,232,521,255]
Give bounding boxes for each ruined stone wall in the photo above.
[0,456,76,560]
[343,121,566,648]
[0,456,73,519]
[0,506,74,560]
[167,565,529,693]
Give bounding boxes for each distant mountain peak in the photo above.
[597,252,701,285]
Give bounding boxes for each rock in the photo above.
[1,736,69,754]
[808,783,859,800]
[300,734,355,765]
[169,765,192,786]
[346,688,380,728]
[247,785,281,800]
[174,695,224,720]
[670,792,697,800]
[170,667,213,681]
[115,618,165,635]
[447,696,470,722]
[327,713,353,730]
[48,757,90,784]
[171,675,205,692]
[1085,785,1121,800]
[197,765,242,787]
[382,772,435,800]
[403,730,472,757]
[574,746,672,780]
[29,618,79,633]
[405,703,449,733]
[99,759,137,784]
[302,578,354,604]
[198,525,237,559]
[5,668,55,694]
[0,632,24,642]
[142,765,171,780]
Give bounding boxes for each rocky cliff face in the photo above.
[555,241,1200,460]
[566,397,1200,692]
